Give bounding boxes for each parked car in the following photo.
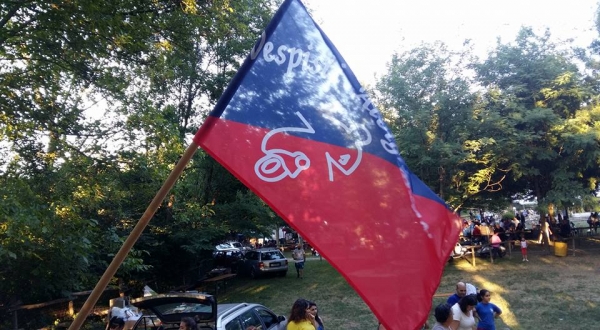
[212,249,244,273]
[216,302,286,330]
[215,241,245,252]
[239,248,288,278]
[121,292,287,330]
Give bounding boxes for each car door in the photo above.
[237,309,263,330]
[241,251,257,275]
[224,317,243,330]
[254,307,284,330]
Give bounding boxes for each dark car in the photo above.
[239,248,288,278]
[212,249,245,273]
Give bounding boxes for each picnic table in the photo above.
[201,273,236,297]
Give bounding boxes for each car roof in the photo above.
[216,243,238,249]
[217,303,269,323]
[217,303,249,316]
[254,248,282,252]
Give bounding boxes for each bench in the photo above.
[200,273,237,297]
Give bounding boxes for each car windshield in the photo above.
[261,251,284,260]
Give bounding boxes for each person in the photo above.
[107,316,125,330]
[587,212,598,234]
[475,289,502,330]
[449,294,477,330]
[287,298,317,330]
[490,230,503,259]
[292,244,306,279]
[472,222,482,243]
[520,235,528,261]
[447,281,467,305]
[180,317,198,330]
[538,217,553,244]
[462,220,472,239]
[559,219,571,240]
[431,303,453,330]
[307,301,324,330]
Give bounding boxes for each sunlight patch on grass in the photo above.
[247,284,270,294]
[454,260,479,272]
[539,256,559,264]
[472,274,518,329]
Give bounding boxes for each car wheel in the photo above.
[278,271,287,277]
[250,267,257,279]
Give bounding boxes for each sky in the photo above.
[303,0,599,85]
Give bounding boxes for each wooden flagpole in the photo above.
[68,143,199,330]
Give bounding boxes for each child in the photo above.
[520,235,528,261]
[475,289,502,330]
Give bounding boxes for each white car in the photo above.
[125,292,287,330]
[215,241,251,252]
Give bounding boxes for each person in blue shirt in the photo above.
[447,281,467,305]
[307,300,324,330]
[475,289,502,330]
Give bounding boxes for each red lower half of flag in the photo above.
[195,118,461,329]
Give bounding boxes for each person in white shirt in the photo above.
[292,245,306,279]
[450,295,477,330]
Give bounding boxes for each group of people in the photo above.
[586,211,599,233]
[286,299,325,330]
[433,281,502,330]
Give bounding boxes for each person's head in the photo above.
[289,298,310,323]
[179,317,197,330]
[108,316,125,330]
[458,294,478,313]
[478,289,492,303]
[307,301,323,327]
[455,281,467,298]
[434,303,453,324]
[521,235,525,241]
[307,300,318,317]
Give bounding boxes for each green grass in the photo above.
[219,258,378,329]
[218,239,600,330]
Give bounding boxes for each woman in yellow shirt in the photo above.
[286,299,318,330]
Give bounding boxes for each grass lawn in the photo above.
[218,237,600,330]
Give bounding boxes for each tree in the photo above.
[474,28,600,234]
[376,42,510,210]
[0,0,282,306]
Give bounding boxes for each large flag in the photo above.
[194,1,461,329]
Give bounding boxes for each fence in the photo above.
[5,287,119,330]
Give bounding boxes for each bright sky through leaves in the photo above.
[305,0,598,84]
